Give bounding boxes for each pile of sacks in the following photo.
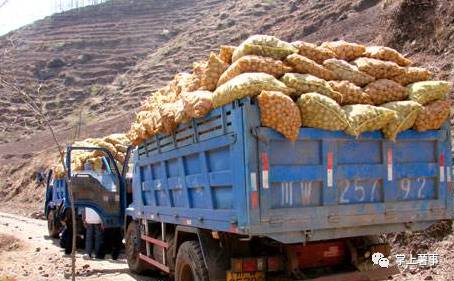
[127,35,452,145]
[53,133,130,179]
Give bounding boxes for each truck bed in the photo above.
[129,98,452,243]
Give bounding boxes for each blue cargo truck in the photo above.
[67,97,452,281]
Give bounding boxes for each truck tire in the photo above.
[175,241,209,281]
[47,209,61,238]
[125,221,150,274]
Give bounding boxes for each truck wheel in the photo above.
[175,241,209,281]
[47,209,61,238]
[125,221,150,274]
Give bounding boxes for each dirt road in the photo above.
[0,212,160,281]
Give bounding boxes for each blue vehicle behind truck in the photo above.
[66,97,452,281]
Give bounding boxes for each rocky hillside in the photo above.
[2,0,454,204]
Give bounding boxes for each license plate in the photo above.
[226,271,265,281]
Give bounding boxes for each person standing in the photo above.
[83,207,104,259]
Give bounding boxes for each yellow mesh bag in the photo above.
[257,91,302,142]
[381,101,423,140]
[285,54,338,81]
[212,72,294,108]
[414,100,451,131]
[280,73,342,103]
[323,58,375,86]
[54,164,65,179]
[297,93,349,131]
[327,80,373,105]
[180,91,213,119]
[320,40,366,61]
[86,157,103,172]
[353,57,406,79]
[391,67,433,86]
[219,45,236,64]
[199,53,229,91]
[217,55,292,87]
[103,133,130,146]
[364,79,409,105]
[158,100,187,134]
[291,41,337,64]
[363,46,412,66]
[232,35,298,62]
[407,81,453,105]
[343,104,397,137]
[127,122,148,146]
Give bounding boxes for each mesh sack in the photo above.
[285,54,338,81]
[320,40,366,61]
[115,144,128,153]
[353,57,405,79]
[200,52,229,91]
[232,35,298,62]
[127,122,148,146]
[158,99,187,134]
[407,81,452,105]
[180,91,213,119]
[391,67,433,86]
[173,72,201,94]
[327,80,373,105]
[297,93,349,131]
[212,72,294,108]
[291,41,337,64]
[219,45,236,64]
[257,91,302,142]
[217,55,292,87]
[103,133,130,146]
[363,46,412,66]
[364,79,408,105]
[343,104,397,137]
[86,157,103,172]
[54,164,66,179]
[323,58,375,86]
[381,101,423,140]
[414,100,451,131]
[280,73,342,103]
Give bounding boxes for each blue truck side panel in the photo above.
[128,98,452,244]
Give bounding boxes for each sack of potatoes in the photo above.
[407,81,452,105]
[291,41,337,64]
[363,46,412,66]
[323,58,375,86]
[381,101,423,140]
[232,34,298,62]
[327,80,372,105]
[285,53,337,81]
[413,100,451,131]
[391,67,432,86]
[364,79,408,105]
[257,90,302,142]
[343,104,397,137]
[320,40,366,61]
[353,57,405,80]
[212,72,294,108]
[217,55,292,87]
[280,73,342,103]
[297,93,349,131]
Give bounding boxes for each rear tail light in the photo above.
[231,257,281,272]
[230,258,267,272]
[267,256,284,272]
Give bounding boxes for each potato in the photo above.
[323,58,375,86]
[321,40,366,61]
[364,79,408,105]
[285,54,337,81]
